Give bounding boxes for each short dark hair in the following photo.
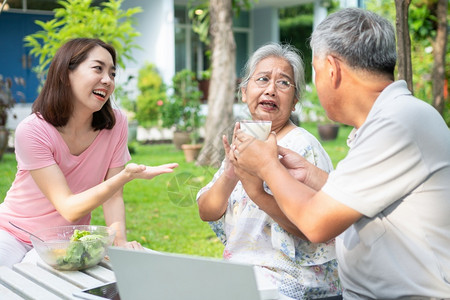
[32,38,117,130]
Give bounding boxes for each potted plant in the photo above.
[161,69,203,152]
[302,85,339,141]
[0,75,15,160]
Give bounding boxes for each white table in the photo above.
[0,250,115,299]
[0,250,295,300]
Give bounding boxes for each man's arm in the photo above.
[260,157,361,243]
[236,168,307,239]
[233,132,362,243]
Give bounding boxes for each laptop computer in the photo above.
[105,247,280,300]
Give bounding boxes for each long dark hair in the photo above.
[32,38,117,130]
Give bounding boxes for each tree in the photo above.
[192,0,253,167]
[368,0,449,125]
[431,0,448,116]
[196,0,236,167]
[395,0,413,92]
[23,0,142,84]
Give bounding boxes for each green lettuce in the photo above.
[56,230,107,270]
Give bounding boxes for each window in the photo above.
[235,32,249,77]
[174,5,251,79]
[174,5,209,77]
[233,10,251,77]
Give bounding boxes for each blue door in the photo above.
[0,12,53,104]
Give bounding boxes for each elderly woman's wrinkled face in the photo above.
[242,56,297,130]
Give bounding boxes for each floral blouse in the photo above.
[197,127,341,299]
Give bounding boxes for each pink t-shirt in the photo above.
[0,109,131,244]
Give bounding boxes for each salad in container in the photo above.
[30,225,115,271]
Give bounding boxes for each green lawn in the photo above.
[301,122,352,168]
[0,122,350,258]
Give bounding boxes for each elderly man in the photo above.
[232,8,450,299]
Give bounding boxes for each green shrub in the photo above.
[134,63,166,128]
[161,70,203,135]
[279,14,313,83]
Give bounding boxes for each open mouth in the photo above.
[93,89,107,99]
[259,100,278,109]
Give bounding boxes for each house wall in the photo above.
[313,0,329,29]
[0,11,54,132]
[120,0,175,88]
[252,7,279,50]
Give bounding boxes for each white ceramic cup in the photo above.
[240,120,272,140]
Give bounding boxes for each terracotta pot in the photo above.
[317,123,339,141]
[173,131,191,150]
[198,79,209,103]
[181,144,202,162]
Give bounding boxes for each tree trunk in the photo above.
[196,0,236,167]
[395,0,413,93]
[431,0,448,115]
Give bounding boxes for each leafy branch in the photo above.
[23,0,142,84]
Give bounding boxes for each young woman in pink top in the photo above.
[0,38,178,267]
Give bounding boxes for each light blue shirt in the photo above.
[322,80,450,298]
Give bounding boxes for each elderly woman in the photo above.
[196,43,341,299]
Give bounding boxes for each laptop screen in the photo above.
[107,247,279,300]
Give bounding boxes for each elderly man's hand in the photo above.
[277,146,309,183]
[278,146,329,191]
[232,129,278,178]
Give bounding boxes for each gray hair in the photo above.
[310,8,397,76]
[238,43,305,101]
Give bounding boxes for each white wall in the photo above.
[252,7,279,50]
[339,0,359,8]
[5,103,31,131]
[121,0,175,87]
[313,0,328,29]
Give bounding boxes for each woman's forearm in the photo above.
[102,191,128,245]
[243,183,308,239]
[198,174,238,221]
[257,158,317,234]
[62,168,132,222]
